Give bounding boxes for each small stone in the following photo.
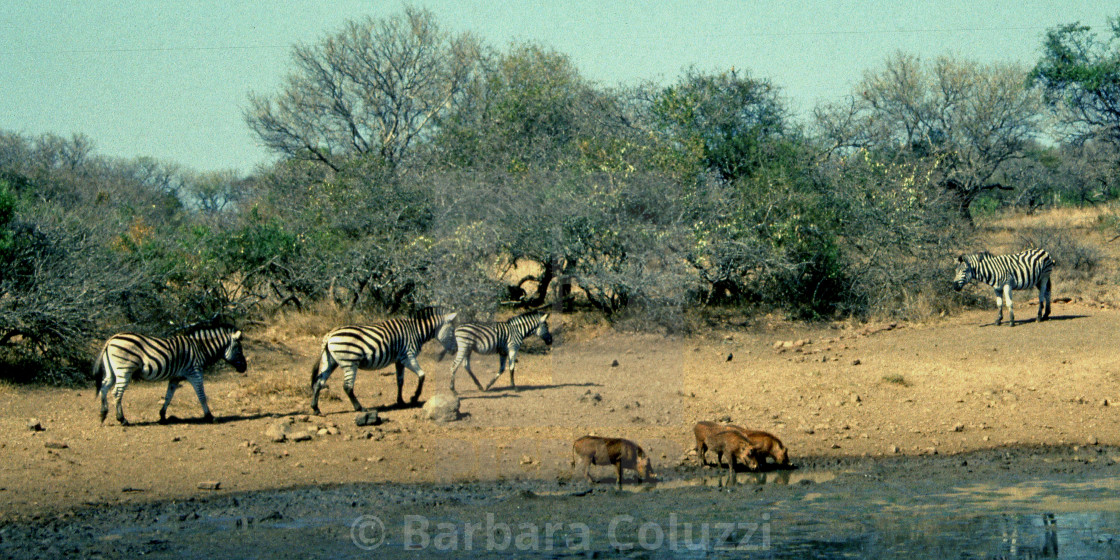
[197,481,221,490]
[27,419,44,432]
[1088,436,1099,446]
[610,359,619,367]
[289,431,312,442]
[520,455,535,465]
[1102,399,1110,407]
[578,391,602,404]
[851,359,862,366]
[44,441,68,449]
[952,424,965,432]
[355,410,381,427]
[889,445,900,454]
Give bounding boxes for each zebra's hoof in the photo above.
[158,417,169,425]
[203,415,215,424]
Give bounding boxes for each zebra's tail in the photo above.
[310,354,320,390]
[92,350,105,397]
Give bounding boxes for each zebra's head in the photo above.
[435,316,458,355]
[952,254,978,291]
[434,312,459,346]
[536,313,553,346]
[224,330,247,373]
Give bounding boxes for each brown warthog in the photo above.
[704,430,760,483]
[571,436,654,489]
[692,421,725,466]
[726,425,790,466]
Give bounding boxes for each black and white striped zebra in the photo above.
[952,249,1055,327]
[448,311,552,393]
[93,323,246,425]
[310,308,457,414]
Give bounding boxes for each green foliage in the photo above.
[1031,17,1120,143]
[651,68,790,183]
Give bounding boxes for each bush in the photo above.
[1017,226,1102,277]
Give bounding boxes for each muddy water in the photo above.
[4,447,1120,559]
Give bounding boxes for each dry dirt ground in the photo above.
[3,300,1120,522]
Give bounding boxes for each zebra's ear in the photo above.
[540,313,550,322]
[446,313,458,322]
[232,330,243,340]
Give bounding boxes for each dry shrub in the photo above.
[1016,226,1103,279]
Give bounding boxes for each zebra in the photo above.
[952,249,1055,327]
[93,323,247,425]
[447,311,552,393]
[310,308,457,414]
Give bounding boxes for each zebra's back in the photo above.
[102,333,195,381]
[454,323,506,355]
[981,249,1054,290]
[324,320,420,370]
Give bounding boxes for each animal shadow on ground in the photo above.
[130,409,304,426]
[978,314,1087,327]
[475,381,602,394]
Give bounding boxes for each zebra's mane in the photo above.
[962,251,992,265]
[505,311,544,324]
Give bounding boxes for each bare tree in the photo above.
[245,7,482,171]
[815,53,1045,223]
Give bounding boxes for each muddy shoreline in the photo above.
[4,445,1120,559]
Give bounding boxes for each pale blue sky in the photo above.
[0,1,1112,174]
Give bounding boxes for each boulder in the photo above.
[423,393,461,423]
[265,418,294,442]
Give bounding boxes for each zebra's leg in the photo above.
[1004,284,1015,327]
[484,353,508,391]
[508,349,519,389]
[159,379,181,424]
[448,348,479,393]
[113,377,131,426]
[99,364,113,424]
[994,289,1004,326]
[1039,277,1052,321]
[342,363,364,411]
[310,352,336,415]
[462,354,485,391]
[401,355,426,404]
[185,370,214,422]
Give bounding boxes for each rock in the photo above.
[355,410,381,427]
[197,481,221,490]
[716,414,732,423]
[952,423,965,432]
[519,455,535,465]
[889,445,900,454]
[423,393,461,423]
[851,359,862,366]
[27,419,44,432]
[265,419,293,442]
[1102,399,1110,407]
[44,441,68,449]
[289,431,313,442]
[578,390,602,404]
[1088,436,1099,445]
[610,359,619,367]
